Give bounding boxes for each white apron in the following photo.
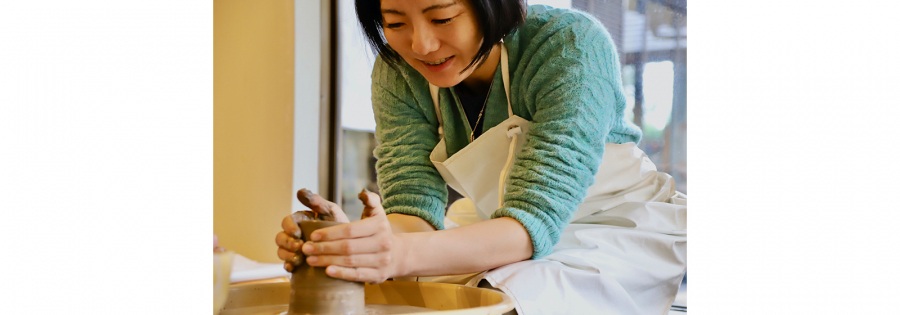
[424,43,687,315]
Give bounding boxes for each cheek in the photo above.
[382,32,400,49]
[453,35,482,61]
[383,30,411,50]
[450,27,482,56]
[456,17,482,45]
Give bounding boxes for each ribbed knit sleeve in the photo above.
[492,6,642,258]
[370,59,448,230]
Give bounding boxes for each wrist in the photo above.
[391,233,414,278]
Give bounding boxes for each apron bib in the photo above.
[429,42,525,220]
[426,43,687,315]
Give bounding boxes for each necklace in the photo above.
[469,79,495,142]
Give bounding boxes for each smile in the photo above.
[422,56,452,65]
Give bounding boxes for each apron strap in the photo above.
[499,125,522,207]
[429,84,443,137]
[500,42,512,118]
[497,41,517,207]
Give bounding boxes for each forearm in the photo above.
[395,217,533,277]
[387,213,436,233]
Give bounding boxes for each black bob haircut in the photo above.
[355,0,527,73]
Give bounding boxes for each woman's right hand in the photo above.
[274,189,350,272]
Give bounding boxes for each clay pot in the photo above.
[288,220,365,315]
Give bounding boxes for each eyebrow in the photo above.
[381,0,460,16]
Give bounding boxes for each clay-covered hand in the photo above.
[300,189,405,283]
[275,188,351,272]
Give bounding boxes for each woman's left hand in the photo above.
[301,190,407,283]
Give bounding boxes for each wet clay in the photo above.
[289,220,365,315]
[296,189,336,220]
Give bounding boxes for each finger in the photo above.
[308,216,388,242]
[277,247,293,261]
[301,234,391,256]
[275,231,302,251]
[282,215,302,238]
[291,210,317,223]
[305,252,391,269]
[325,265,388,284]
[283,262,294,272]
[296,189,352,223]
[297,189,338,220]
[278,247,304,266]
[358,189,385,218]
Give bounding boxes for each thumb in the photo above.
[358,188,384,218]
[296,188,336,220]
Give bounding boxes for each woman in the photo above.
[275,0,686,313]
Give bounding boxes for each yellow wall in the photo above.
[214,0,294,263]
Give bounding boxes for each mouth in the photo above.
[420,56,453,66]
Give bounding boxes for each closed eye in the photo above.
[385,22,405,29]
[433,18,452,25]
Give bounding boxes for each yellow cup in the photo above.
[213,251,235,314]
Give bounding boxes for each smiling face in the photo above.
[380,0,498,88]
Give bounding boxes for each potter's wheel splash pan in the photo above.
[221,280,515,315]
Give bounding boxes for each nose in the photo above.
[411,26,439,56]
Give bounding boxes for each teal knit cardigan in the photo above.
[370,5,642,259]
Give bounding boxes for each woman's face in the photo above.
[380,0,492,88]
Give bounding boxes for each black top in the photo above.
[453,83,490,140]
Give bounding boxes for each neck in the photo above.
[460,43,501,94]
